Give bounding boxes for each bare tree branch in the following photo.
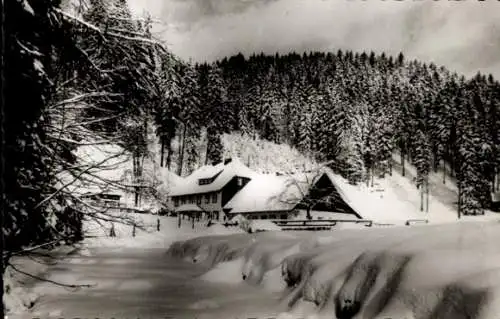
[7,263,95,290]
[35,150,126,209]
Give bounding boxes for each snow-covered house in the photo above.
[222,173,298,220]
[223,170,362,220]
[168,157,362,221]
[169,157,257,220]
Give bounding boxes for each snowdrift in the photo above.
[167,222,500,319]
[82,213,242,248]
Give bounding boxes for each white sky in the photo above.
[128,0,500,78]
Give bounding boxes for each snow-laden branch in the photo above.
[34,150,127,209]
[108,15,163,24]
[55,8,168,50]
[48,92,123,109]
[107,27,151,38]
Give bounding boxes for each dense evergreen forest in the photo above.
[158,50,500,217]
[4,0,499,277]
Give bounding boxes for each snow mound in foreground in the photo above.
[169,221,500,319]
[3,267,39,314]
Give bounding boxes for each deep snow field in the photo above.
[6,212,500,318]
[167,221,500,319]
[3,214,243,316]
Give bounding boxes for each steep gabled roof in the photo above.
[169,157,257,196]
[223,173,315,214]
[224,168,365,216]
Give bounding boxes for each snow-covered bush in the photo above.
[239,218,252,233]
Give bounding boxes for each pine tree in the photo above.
[206,127,223,165]
[342,110,366,184]
[184,129,201,175]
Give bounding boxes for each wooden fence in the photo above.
[269,218,429,231]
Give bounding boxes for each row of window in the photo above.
[246,213,288,220]
[173,193,218,207]
[199,178,213,185]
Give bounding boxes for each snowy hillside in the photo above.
[222,133,319,174]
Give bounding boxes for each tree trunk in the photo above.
[492,166,496,192]
[178,124,187,176]
[134,187,139,207]
[366,166,370,187]
[432,145,439,173]
[401,150,405,177]
[205,138,210,165]
[160,138,165,167]
[443,159,446,184]
[450,155,455,178]
[496,168,500,191]
[371,165,375,187]
[425,176,430,213]
[306,206,312,220]
[133,155,140,207]
[420,181,424,212]
[458,184,461,219]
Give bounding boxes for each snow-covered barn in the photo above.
[222,173,299,220]
[222,170,362,220]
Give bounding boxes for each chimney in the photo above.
[224,158,232,165]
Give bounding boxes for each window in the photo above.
[190,196,195,204]
[197,195,201,204]
[174,198,179,207]
[199,178,212,185]
[205,194,210,204]
[280,214,287,220]
[212,193,217,203]
[181,197,186,205]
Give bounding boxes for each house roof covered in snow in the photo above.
[223,172,317,214]
[223,167,368,216]
[160,169,184,187]
[169,157,258,197]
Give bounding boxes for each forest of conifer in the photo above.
[159,50,500,218]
